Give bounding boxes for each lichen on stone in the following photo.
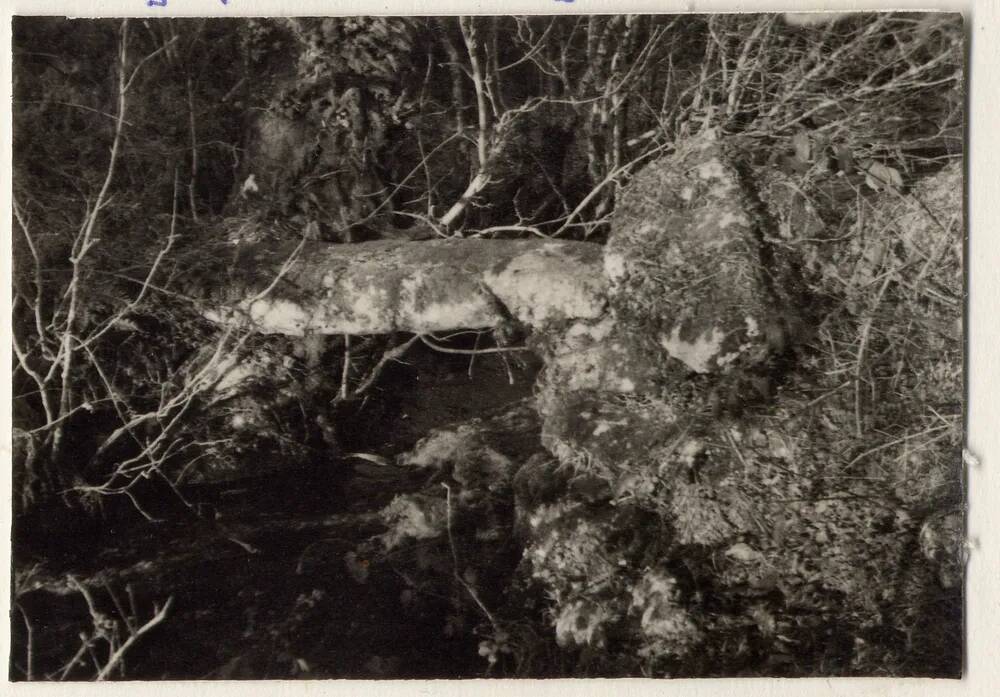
[554,600,613,648]
[630,570,702,657]
[604,131,803,388]
[379,493,447,551]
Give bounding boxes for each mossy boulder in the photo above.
[605,131,808,385]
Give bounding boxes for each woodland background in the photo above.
[10,14,963,680]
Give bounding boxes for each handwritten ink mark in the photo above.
[145,0,227,7]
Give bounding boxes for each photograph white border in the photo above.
[1,2,995,695]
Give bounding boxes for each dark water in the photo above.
[11,341,540,680]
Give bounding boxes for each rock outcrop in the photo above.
[202,133,962,675]
[606,132,806,381]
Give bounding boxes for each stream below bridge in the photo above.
[11,341,544,680]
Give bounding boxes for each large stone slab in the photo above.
[207,238,607,335]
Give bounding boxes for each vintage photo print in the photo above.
[6,9,966,682]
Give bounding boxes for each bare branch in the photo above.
[95,597,174,681]
[420,334,528,356]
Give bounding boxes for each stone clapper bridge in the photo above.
[203,133,812,654]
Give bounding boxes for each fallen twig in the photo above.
[95,596,174,681]
[442,483,500,633]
